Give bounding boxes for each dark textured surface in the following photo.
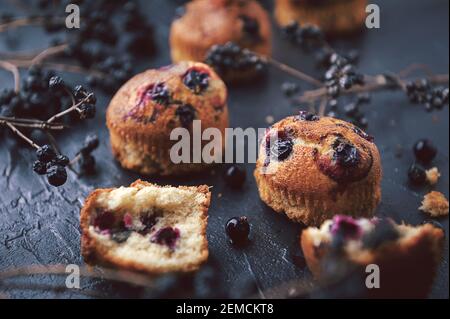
[0,0,448,299]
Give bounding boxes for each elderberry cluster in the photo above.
[25,0,156,93]
[327,93,371,129]
[405,79,449,112]
[281,21,325,51]
[33,145,69,187]
[205,42,267,78]
[324,53,365,98]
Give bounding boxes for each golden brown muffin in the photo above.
[170,0,272,65]
[254,112,382,226]
[81,180,211,274]
[301,215,445,298]
[106,62,229,175]
[275,0,367,35]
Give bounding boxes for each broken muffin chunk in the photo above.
[81,180,210,274]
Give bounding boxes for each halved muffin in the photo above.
[81,180,211,274]
[301,215,445,298]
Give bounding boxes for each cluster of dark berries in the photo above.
[405,79,449,112]
[33,145,68,187]
[281,21,325,51]
[205,42,267,78]
[408,139,438,186]
[76,134,100,175]
[32,0,155,93]
[324,53,365,98]
[0,67,67,121]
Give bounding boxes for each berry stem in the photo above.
[0,117,66,130]
[0,16,64,32]
[46,93,93,124]
[0,60,20,92]
[30,43,68,65]
[298,73,449,103]
[4,122,40,149]
[266,56,323,87]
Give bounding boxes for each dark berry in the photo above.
[362,219,399,249]
[46,165,67,187]
[225,216,250,246]
[73,85,88,100]
[112,230,132,244]
[94,211,115,231]
[79,103,96,119]
[224,165,246,189]
[36,145,56,163]
[83,134,100,153]
[332,139,359,167]
[151,227,180,249]
[54,155,70,167]
[33,160,47,175]
[413,139,437,164]
[48,76,64,90]
[239,15,260,40]
[281,82,300,97]
[408,163,427,186]
[139,213,158,235]
[330,215,361,240]
[298,110,320,121]
[183,69,210,94]
[176,104,196,128]
[79,154,96,175]
[147,83,170,105]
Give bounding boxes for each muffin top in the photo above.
[106,62,228,140]
[256,112,381,194]
[171,0,272,56]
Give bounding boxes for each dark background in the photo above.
[0,0,448,298]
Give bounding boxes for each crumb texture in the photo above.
[420,191,449,217]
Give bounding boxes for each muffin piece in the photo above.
[275,0,367,35]
[170,0,272,80]
[81,180,211,274]
[301,215,445,298]
[254,112,382,225]
[106,62,229,175]
[419,191,449,217]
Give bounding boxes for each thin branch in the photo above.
[266,56,323,87]
[0,60,20,92]
[4,122,40,149]
[30,44,68,65]
[0,16,65,32]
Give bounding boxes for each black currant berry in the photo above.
[298,110,320,121]
[36,145,56,163]
[176,104,196,128]
[48,76,64,90]
[55,155,70,167]
[79,154,96,175]
[79,103,96,119]
[83,134,100,153]
[408,163,427,186]
[183,69,210,94]
[413,139,437,164]
[224,165,246,189]
[332,138,359,167]
[225,216,250,246]
[33,160,47,175]
[47,165,67,187]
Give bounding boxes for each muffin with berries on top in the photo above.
[106,62,229,175]
[275,0,367,35]
[254,112,382,226]
[301,215,444,298]
[170,0,272,81]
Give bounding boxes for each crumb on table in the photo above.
[419,191,449,217]
[426,167,441,185]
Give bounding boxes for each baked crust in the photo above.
[301,223,445,298]
[106,62,229,175]
[81,180,211,274]
[170,0,272,63]
[254,115,382,225]
[275,0,368,35]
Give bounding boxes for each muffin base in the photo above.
[275,0,368,35]
[254,170,381,226]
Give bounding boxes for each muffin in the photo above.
[81,180,211,274]
[275,0,367,35]
[170,0,272,69]
[254,112,382,225]
[106,61,229,175]
[301,215,444,298]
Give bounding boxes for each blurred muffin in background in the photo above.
[275,0,368,35]
[170,0,272,63]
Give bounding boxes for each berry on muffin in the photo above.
[254,112,382,225]
[275,0,368,35]
[81,180,211,274]
[170,0,272,81]
[301,215,444,298]
[106,62,229,175]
